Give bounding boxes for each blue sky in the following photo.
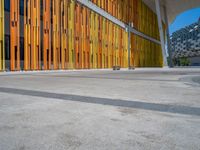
[169,7,200,35]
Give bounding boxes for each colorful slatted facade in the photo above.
[0,0,163,72]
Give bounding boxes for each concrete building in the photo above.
[171,18,200,66]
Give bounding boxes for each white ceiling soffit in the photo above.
[142,0,200,24]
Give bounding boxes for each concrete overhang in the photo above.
[142,0,200,24]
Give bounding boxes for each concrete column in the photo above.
[163,6,173,67]
[155,0,168,66]
[128,23,131,69]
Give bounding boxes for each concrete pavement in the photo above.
[0,68,200,150]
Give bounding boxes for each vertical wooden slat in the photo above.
[31,0,40,70]
[68,0,75,69]
[52,0,61,69]
[85,8,90,69]
[43,0,51,70]
[0,0,5,71]
[60,0,68,69]
[10,0,20,71]
[24,0,31,70]
[74,3,82,69]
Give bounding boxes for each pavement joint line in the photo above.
[0,87,200,116]
[40,75,178,82]
[0,69,127,76]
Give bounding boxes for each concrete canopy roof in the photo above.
[142,0,200,24]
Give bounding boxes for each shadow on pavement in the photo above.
[0,87,200,116]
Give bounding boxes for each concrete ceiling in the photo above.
[142,0,200,24]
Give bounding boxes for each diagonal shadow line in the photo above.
[0,87,200,116]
